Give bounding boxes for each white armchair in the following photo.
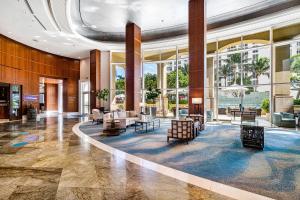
[92,109,103,124]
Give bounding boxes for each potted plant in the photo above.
[261,98,270,121]
[145,87,161,117]
[293,99,300,113]
[95,89,110,111]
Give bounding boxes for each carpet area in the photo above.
[79,120,300,200]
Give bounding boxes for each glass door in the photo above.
[80,81,90,115]
[10,84,22,120]
[82,92,90,115]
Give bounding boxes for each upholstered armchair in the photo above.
[272,112,296,128]
[92,109,103,124]
[167,120,193,144]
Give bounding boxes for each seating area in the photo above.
[103,110,140,130]
[272,112,296,128]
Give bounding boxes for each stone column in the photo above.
[125,23,141,111]
[188,0,206,115]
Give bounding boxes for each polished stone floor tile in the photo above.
[8,185,57,200]
[0,118,232,200]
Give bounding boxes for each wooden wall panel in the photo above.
[189,0,206,116]
[125,23,141,112]
[0,34,80,113]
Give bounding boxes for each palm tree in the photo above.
[251,57,270,91]
[225,53,241,85]
[219,64,232,87]
[291,55,300,98]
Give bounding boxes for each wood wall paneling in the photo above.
[188,0,206,116]
[0,34,80,113]
[125,23,141,112]
[90,49,101,110]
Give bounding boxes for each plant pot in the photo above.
[150,107,157,117]
[293,105,300,113]
[27,108,37,121]
[266,113,270,121]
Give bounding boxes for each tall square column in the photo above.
[126,23,141,111]
[90,49,101,110]
[189,0,206,115]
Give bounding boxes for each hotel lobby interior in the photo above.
[0,0,300,199]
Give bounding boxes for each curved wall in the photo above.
[0,34,80,113]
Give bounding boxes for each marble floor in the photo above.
[79,120,300,200]
[0,117,232,200]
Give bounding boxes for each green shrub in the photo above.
[179,99,188,104]
[294,99,300,105]
[261,98,270,113]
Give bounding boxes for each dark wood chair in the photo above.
[241,112,256,122]
[167,120,193,144]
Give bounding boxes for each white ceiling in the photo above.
[80,0,284,33]
[0,0,299,59]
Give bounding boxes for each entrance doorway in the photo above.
[0,83,22,121]
[39,78,63,114]
[79,81,90,115]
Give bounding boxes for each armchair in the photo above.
[272,112,296,128]
[92,109,103,124]
[167,120,193,144]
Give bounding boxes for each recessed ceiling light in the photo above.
[34,35,40,38]
[43,40,47,42]
[91,25,97,28]
[63,42,72,46]
[8,31,12,34]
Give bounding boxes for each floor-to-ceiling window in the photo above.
[142,46,189,118]
[110,22,300,126]
[110,52,126,110]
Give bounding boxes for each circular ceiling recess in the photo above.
[70,0,300,43]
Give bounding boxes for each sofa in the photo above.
[103,111,140,130]
[272,112,296,128]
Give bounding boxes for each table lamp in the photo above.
[192,98,202,114]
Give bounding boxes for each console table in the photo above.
[240,124,264,150]
[231,110,256,120]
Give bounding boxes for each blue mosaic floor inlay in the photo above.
[11,142,28,147]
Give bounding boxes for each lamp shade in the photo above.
[192,98,202,104]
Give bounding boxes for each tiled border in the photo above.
[73,122,274,200]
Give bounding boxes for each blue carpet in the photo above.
[79,121,300,200]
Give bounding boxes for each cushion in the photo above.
[118,111,127,118]
[129,111,138,117]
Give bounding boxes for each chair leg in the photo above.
[167,137,169,143]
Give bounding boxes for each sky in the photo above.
[115,63,158,79]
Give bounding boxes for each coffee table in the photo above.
[103,120,126,136]
[135,118,160,133]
